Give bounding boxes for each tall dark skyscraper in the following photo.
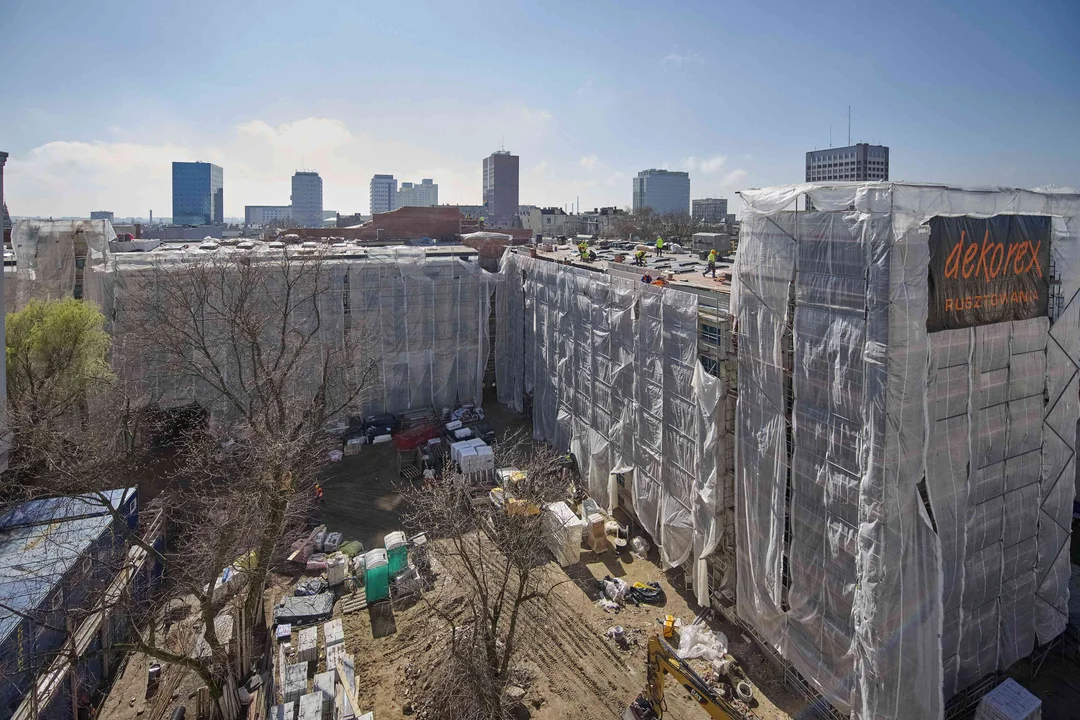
[172,161,223,225]
[482,151,519,227]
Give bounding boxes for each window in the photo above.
[700,356,719,377]
[699,323,722,346]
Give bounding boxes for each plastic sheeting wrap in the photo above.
[495,251,723,577]
[732,182,1080,719]
[83,245,493,419]
[11,219,115,308]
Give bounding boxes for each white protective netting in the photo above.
[11,219,115,308]
[732,182,1080,719]
[84,245,493,419]
[495,250,723,587]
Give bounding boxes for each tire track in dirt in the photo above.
[520,591,640,717]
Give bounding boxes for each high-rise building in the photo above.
[632,169,690,216]
[483,151,519,227]
[172,161,223,225]
[805,143,889,182]
[290,171,324,228]
[370,174,398,215]
[245,205,292,227]
[396,179,438,208]
[90,211,114,223]
[692,198,728,224]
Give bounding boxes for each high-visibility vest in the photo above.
[656,237,664,248]
[708,250,717,262]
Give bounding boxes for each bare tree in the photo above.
[400,441,574,720]
[122,248,377,634]
[613,208,705,247]
[1,248,378,717]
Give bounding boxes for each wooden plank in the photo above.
[340,589,367,614]
[335,662,363,720]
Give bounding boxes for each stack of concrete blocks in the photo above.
[313,671,336,720]
[451,438,494,474]
[270,704,295,720]
[323,618,344,648]
[975,679,1041,720]
[283,662,309,707]
[298,692,323,720]
[297,626,318,665]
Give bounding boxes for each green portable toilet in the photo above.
[384,531,408,575]
[363,548,389,603]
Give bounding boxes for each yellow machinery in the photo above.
[625,635,744,720]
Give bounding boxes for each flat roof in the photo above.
[526,242,733,302]
[0,489,135,644]
[96,241,480,270]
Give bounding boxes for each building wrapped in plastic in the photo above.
[78,240,495,419]
[495,250,725,596]
[732,182,1079,718]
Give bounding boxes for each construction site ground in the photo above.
[96,397,1080,720]
[338,543,803,719]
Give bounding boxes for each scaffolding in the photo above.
[732,182,1080,719]
[82,243,495,420]
[495,249,724,595]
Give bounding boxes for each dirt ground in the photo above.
[318,397,533,553]
[331,544,803,719]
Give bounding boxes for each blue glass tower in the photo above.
[172,161,223,225]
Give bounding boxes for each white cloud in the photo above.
[662,50,702,68]
[722,169,748,186]
[683,155,728,174]
[5,107,567,217]
[579,155,599,169]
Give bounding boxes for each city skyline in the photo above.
[2,0,1078,218]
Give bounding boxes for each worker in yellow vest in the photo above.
[703,248,718,278]
[578,241,589,260]
[654,236,665,257]
[634,249,647,266]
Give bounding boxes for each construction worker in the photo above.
[703,248,718,278]
[634,249,647,266]
[578,241,590,261]
[314,482,324,502]
[655,236,665,257]
[642,273,653,284]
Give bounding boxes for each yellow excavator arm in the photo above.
[626,635,744,720]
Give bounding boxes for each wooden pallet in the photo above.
[340,589,367,614]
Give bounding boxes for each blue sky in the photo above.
[2,0,1078,218]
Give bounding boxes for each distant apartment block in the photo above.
[245,205,292,227]
[90,210,115,223]
[805,143,889,182]
[692,198,728,224]
[633,169,690,216]
[396,179,438,208]
[172,161,223,225]
[483,151,520,227]
[370,174,398,215]
[290,171,324,228]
